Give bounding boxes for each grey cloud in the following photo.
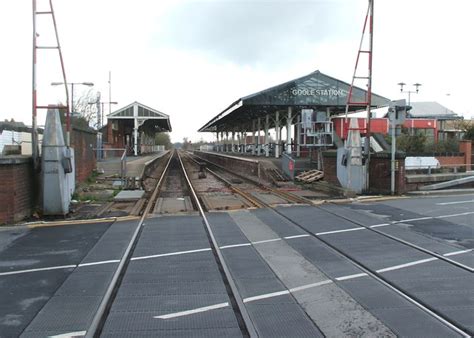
[155,0,361,66]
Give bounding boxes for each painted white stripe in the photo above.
[336,273,368,281]
[48,330,87,338]
[219,243,252,249]
[289,280,333,292]
[284,234,310,240]
[131,248,212,261]
[376,258,438,273]
[252,238,282,245]
[443,249,473,257]
[154,302,229,319]
[436,211,474,219]
[0,264,77,276]
[369,223,390,228]
[243,290,290,303]
[78,260,120,267]
[394,216,433,223]
[316,227,364,235]
[436,200,474,206]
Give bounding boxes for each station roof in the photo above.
[108,101,172,132]
[198,70,390,132]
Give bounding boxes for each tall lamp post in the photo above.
[397,82,421,106]
[51,81,93,146]
[397,82,421,135]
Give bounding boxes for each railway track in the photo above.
[85,150,257,337]
[189,151,473,337]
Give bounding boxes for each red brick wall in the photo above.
[322,152,339,186]
[0,157,34,224]
[436,156,465,167]
[369,154,406,194]
[71,127,97,183]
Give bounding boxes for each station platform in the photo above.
[125,151,168,178]
[97,151,168,179]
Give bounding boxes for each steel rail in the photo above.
[318,204,474,273]
[190,153,472,336]
[85,151,173,338]
[268,206,472,337]
[195,152,471,271]
[178,151,258,337]
[184,152,264,209]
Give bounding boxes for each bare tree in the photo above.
[73,88,100,128]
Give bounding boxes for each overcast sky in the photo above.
[0,0,473,143]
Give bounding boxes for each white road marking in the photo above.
[289,280,333,292]
[376,258,438,273]
[284,234,310,239]
[131,248,212,261]
[153,246,473,320]
[443,249,473,257]
[0,264,77,276]
[336,273,368,281]
[316,227,364,235]
[243,290,290,302]
[154,302,229,319]
[78,260,120,267]
[219,243,251,249]
[48,330,87,338]
[369,223,390,228]
[252,238,282,245]
[436,200,474,206]
[394,216,433,223]
[436,211,474,218]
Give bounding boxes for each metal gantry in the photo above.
[32,0,69,165]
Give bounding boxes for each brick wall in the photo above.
[0,157,34,224]
[322,152,339,186]
[369,153,406,194]
[71,127,97,183]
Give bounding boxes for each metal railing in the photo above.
[94,148,127,179]
[405,163,472,175]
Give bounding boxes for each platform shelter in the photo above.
[198,70,390,158]
[105,101,171,156]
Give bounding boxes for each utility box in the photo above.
[42,108,74,215]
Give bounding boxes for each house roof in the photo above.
[407,101,460,120]
[198,70,390,132]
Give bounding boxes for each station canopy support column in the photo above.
[286,107,292,155]
[274,111,280,158]
[264,114,270,157]
[251,120,256,156]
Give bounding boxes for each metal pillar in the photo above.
[252,120,256,155]
[133,104,138,156]
[231,130,235,152]
[225,131,229,152]
[257,118,261,156]
[296,114,301,157]
[243,132,247,154]
[286,107,292,154]
[264,114,269,157]
[216,132,219,152]
[274,111,280,158]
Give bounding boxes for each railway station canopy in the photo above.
[108,101,172,133]
[198,70,390,132]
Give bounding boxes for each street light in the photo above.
[397,82,421,106]
[51,81,94,146]
[51,81,94,113]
